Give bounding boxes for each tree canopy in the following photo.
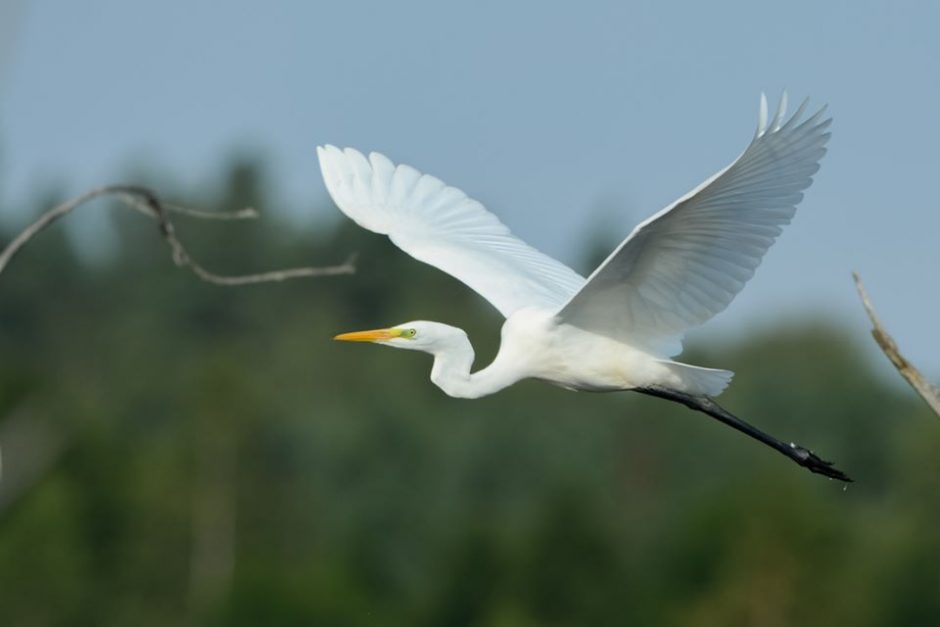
[1,160,937,626]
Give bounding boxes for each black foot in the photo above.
[789,443,853,482]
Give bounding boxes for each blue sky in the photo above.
[2,1,939,379]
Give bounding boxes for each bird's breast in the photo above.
[498,308,667,392]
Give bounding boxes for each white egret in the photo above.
[322,93,849,481]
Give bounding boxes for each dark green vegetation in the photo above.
[1,162,938,626]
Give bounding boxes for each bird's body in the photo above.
[422,308,726,399]
[323,93,851,481]
[493,307,660,395]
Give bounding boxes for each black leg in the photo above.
[635,386,852,482]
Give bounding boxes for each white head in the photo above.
[334,320,468,355]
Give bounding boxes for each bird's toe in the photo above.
[789,443,852,482]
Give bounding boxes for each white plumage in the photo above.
[558,94,829,356]
[317,145,584,317]
[325,93,847,481]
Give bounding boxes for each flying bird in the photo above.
[321,93,849,481]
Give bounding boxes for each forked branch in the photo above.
[0,185,356,284]
[853,272,940,418]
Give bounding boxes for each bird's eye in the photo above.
[402,328,417,339]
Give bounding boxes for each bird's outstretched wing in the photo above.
[557,93,831,356]
[318,146,585,317]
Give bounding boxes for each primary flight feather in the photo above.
[321,93,848,481]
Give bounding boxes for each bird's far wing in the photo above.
[557,93,831,356]
[318,146,585,318]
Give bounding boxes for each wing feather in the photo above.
[318,146,585,317]
[557,93,831,356]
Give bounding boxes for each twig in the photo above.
[0,185,356,284]
[853,272,940,418]
[164,203,259,220]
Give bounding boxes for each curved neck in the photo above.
[429,332,517,399]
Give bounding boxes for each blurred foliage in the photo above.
[0,160,938,626]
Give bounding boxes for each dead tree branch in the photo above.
[0,185,356,284]
[853,272,940,418]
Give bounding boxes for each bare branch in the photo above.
[0,185,355,284]
[853,272,940,418]
[164,203,259,220]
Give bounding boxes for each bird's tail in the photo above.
[661,361,734,397]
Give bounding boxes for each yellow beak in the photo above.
[333,328,401,342]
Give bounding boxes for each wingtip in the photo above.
[757,91,790,134]
[757,92,769,136]
[771,91,788,132]
[754,92,833,136]
[368,149,395,172]
[318,145,344,172]
[782,97,811,130]
[317,144,343,165]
